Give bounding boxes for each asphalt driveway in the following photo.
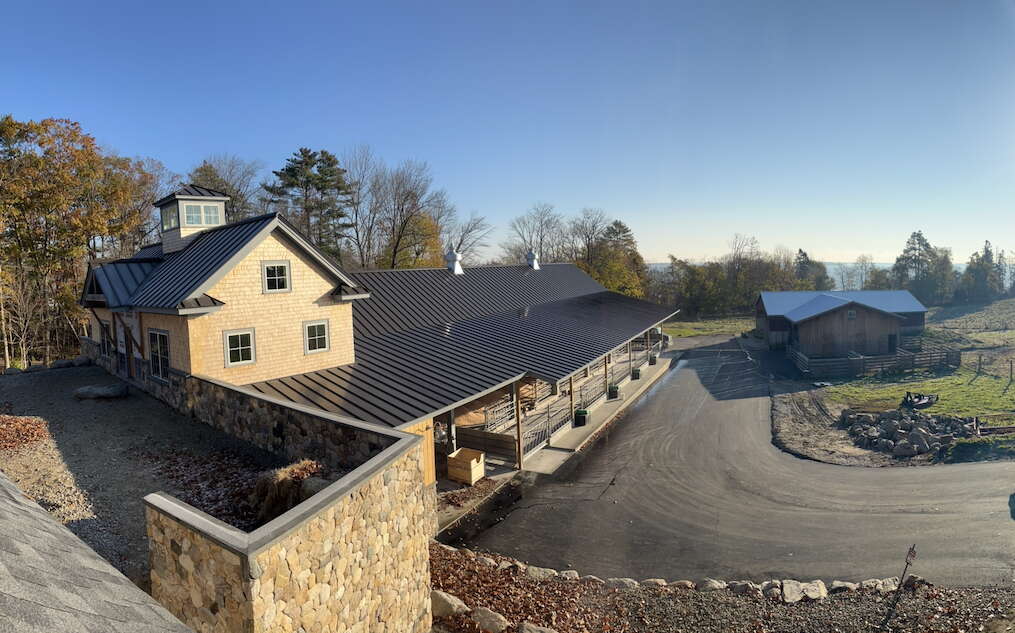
[466,337,1015,586]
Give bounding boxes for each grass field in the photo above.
[663,317,753,338]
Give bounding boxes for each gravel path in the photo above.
[432,544,1015,632]
[0,366,282,585]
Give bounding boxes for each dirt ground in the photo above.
[0,366,283,586]
[771,383,935,467]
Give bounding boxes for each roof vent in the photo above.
[445,248,464,275]
[526,250,540,270]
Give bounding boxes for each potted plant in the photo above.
[574,409,589,427]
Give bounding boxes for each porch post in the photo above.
[644,331,650,360]
[448,407,457,453]
[513,381,523,470]
[603,355,609,393]
[628,340,633,369]
[568,375,575,415]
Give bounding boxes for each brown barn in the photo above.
[756,290,927,356]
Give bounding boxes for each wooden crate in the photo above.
[447,448,485,485]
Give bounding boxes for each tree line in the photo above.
[0,115,653,366]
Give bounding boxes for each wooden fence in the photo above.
[456,426,518,463]
[789,344,960,378]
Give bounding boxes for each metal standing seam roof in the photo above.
[248,291,676,427]
[90,259,160,308]
[347,263,607,337]
[153,184,230,208]
[760,290,927,319]
[0,472,193,633]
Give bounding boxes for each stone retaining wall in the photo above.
[146,437,435,633]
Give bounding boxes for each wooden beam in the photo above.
[513,381,523,470]
[603,355,608,394]
[568,375,575,415]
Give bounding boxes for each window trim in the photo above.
[183,203,203,226]
[147,328,171,383]
[203,204,220,225]
[303,319,330,355]
[100,320,112,357]
[223,328,256,367]
[261,260,292,294]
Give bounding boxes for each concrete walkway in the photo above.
[522,352,676,475]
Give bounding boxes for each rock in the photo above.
[909,431,930,454]
[49,359,74,369]
[24,364,46,373]
[3,367,21,375]
[581,575,605,584]
[519,623,558,633]
[559,570,579,580]
[881,577,900,593]
[801,580,828,600]
[728,581,762,597]
[860,578,884,592]
[903,574,930,591]
[458,548,476,558]
[525,566,558,581]
[938,434,955,445]
[299,476,332,501]
[669,580,695,589]
[781,579,804,603]
[605,577,639,589]
[73,383,128,399]
[72,355,91,367]
[697,578,727,592]
[435,543,458,553]
[496,560,515,571]
[764,587,782,600]
[893,440,917,457]
[478,556,497,567]
[431,590,470,618]
[641,578,667,587]
[760,580,781,592]
[470,606,509,633]
[830,580,858,593]
[877,439,895,452]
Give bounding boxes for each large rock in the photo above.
[24,364,46,373]
[830,580,858,593]
[72,355,91,367]
[903,574,930,591]
[74,383,128,399]
[641,578,668,587]
[49,359,74,369]
[728,581,762,598]
[519,623,559,633]
[525,566,559,581]
[3,367,21,375]
[764,586,782,600]
[470,607,510,633]
[581,575,605,584]
[781,579,804,603]
[605,577,639,589]
[881,577,900,593]
[559,570,579,580]
[431,590,470,618]
[669,580,695,589]
[893,440,918,457]
[801,580,828,600]
[697,578,727,592]
[860,578,884,592]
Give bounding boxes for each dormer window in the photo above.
[160,202,179,231]
[262,260,291,293]
[185,204,202,225]
[182,203,222,226]
[203,204,220,224]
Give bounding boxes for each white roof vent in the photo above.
[445,248,464,275]
[526,250,540,270]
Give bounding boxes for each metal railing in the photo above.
[522,398,573,454]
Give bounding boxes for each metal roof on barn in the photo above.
[760,290,926,321]
[347,263,607,337]
[247,290,676,427]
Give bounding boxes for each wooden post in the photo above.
[603,356,609,394]
[1009,360,1012,382]
[448,407,457,453]
[513,381,523,470]
[628,340,633,371]
[569,375,575,415]
[978,354,982,375]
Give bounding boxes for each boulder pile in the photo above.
[839,409,977,457]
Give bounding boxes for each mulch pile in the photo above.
[135,448,269,531]
[0,414,50,451]
[431,543,1015,633]
[439,477,499,510]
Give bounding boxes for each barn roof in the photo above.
[760,290,926,321]
[346,263,606,337]
[247,290,676,427]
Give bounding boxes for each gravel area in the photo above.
[0,366,283,585]
[431,544,1015,632]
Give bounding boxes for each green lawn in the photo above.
[823,366,1015,420]
[663,317,753,338]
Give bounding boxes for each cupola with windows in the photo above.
[154,184,231,253]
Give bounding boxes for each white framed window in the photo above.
[847,309,857,320]
[223,328,256,367]
[262,260,291,293]
[184,204,203,225]
[160,202,179,231]
[304,319,329,354]
[148,329,170,382]
[203,204,220,224]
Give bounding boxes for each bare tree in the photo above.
[501,203,567,263]
[376,160,439,269]
[342,145,383,268]
[567,207,610,266]
[855,254,875,289]
[447,212,494,263]
[189,154,265,220]
[835,263,858,290]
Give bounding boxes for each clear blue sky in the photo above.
[4,1,1015,263]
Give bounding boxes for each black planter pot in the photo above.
[648,354,658,366]
[631,367,641,380]
[574,409,588,427]
[608,384,620,399]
